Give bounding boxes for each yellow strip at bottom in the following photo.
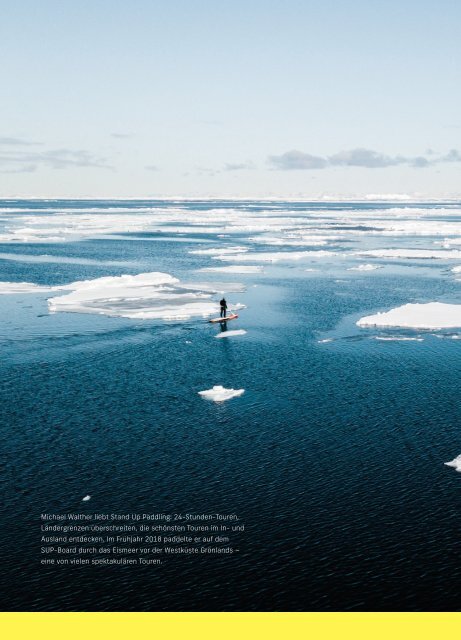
[1,612,460,640]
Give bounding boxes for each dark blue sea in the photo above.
[1,199,461,611]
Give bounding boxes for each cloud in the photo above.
[111,132,135,139]
[329,148,404,168]
[223,162,255,171]
[267,147,461,171]
[0,164,37,174]
[268,150,327,170]
[145,164,159,171]
[410,156,430,168]
[0,136,41,146]
[441,149,461,162]
[0,146,112,173]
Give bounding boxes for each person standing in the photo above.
[220,297,228,318]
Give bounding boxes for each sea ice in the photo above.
[0,281,54,294]
[247,235,332,246]
[445,455,461,472]
[347,263,382,271]
[189,246,248,256]
[216,250,336,262]
[355,249,461,260]
[199,265,264,273]
[198,386,245,402]
[374,336,424,341]
[215,330,247,338]
[47,272,222,320]
[358,302,461,329]
[0,253,133,267]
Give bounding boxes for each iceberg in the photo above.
[358,302,461,329]
[198,386,245,402]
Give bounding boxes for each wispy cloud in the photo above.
[0,142,112,173]
[0,136,41,146]
[268,150,327,170]
[223,161,255,171]
[145,164,159,171]
[111,132,135,139]
[268,148,461,170]
[329,148,403,168]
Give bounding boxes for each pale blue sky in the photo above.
[1,0,460,198]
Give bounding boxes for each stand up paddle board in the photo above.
[209,314,239,323]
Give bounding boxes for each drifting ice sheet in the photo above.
[217,250,336,262]
[0,281,54,293]
[358,302,461,329]
[355,249,461,259]
[47,272,221,320]
[199,265,264,273]
[215,330,247,338]
[347,263,382,271]
[189,246,248,256]
[374,336,423,341]
[198,386,245,402]
[445,455,461,472]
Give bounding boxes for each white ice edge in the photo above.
[214,329,247,339]
[347,263,382,271]
[445,455,461,472]
[355,249,461,259]
[216,250,337,262]
[198,265,264,273]
[357,302,461,329]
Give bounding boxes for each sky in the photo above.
[1,0,460,199]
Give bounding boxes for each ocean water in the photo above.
[1,199,461,611]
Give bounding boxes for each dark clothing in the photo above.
[220,298,227,318]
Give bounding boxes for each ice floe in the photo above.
[189,246,248,256]
[215,329,247,339]
[374,336,424,341]
[247,235,334,246]
[358,302,461,329]
[347,263,382,271]
[355,249,461,260]
[0,253,133,267]
[216,250,336,262]
[444,455,461,472]
[198,385,245,402]
[0,281,55,294]
[45,272,225,320]
[199,265,264,273]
